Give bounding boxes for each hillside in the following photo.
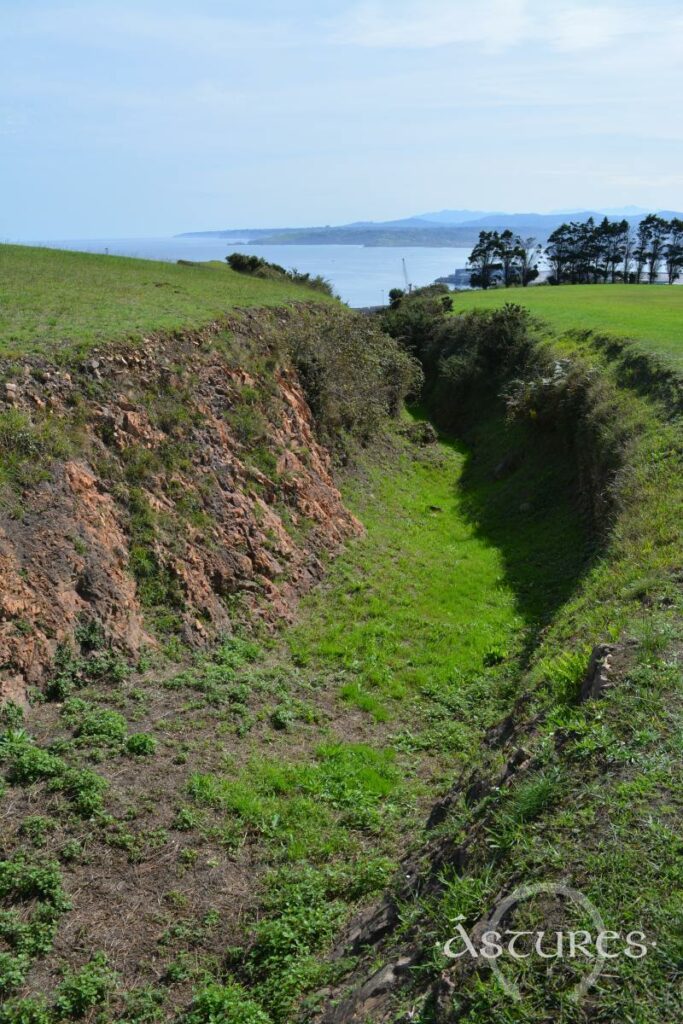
[453,283,683,367]
[0,245,335,358]
[0,249,680,1024]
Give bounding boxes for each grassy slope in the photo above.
[0,244,335,358]
[452,284,683,367]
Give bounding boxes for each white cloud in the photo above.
[332,0,531,51]
[332,0,680,53]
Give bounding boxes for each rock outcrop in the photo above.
[0,311,362,704]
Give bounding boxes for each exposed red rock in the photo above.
[0,311,362,703]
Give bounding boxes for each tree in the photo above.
[665,218,683,284]
[517,236,541,286]
[622,225,635,283]
[467,231,501,289]
[597,218,629,283]
[545,224,573,284]
[644,215,669,283]
[634,214,669,284]
[496,230,519,287]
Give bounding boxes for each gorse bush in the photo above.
[285,309,422,450]
[226,252,335,297]
[385,294,542,408]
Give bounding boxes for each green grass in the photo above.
[289,413,589,740]
[453,284,683,366]
[0,244,335,358]
[290,436,523,708]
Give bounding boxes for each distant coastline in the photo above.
[177,206,683,248]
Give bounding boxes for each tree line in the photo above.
[467,214,683,288]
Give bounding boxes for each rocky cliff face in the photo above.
[0,310,361,705]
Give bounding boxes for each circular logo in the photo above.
[487,881,607,1002]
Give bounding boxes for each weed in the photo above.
[184,981,272,1024]
[126,733,157,756]
[54,953,117,1019]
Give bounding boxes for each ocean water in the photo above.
[28,236,472,308]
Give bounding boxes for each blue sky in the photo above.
[2,0,682,238]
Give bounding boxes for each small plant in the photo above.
[72,707,127,743]
[0,995,51,1024]
[269,706,294,731]
[56,767,108,818]
[185,981,272,1024]
[0,952,30,995]
[0,703,24,729]
[126,733,157,756]
[18,817,56,849]
[54,953,117,1019]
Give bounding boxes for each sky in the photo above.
[1,0,682,239]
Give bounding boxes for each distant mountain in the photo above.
[550,205,648,217]
[178,208,683,248]
[413,209,500,225]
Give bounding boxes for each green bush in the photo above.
[286,309,422,450]
[126,733,157,756]
[54,953,116,1019]
[0,952,30,995]
[0,996,51,1024]
[226,252,334,297]
[185,981,272,1024]
[70,706,127,743]
[57,768,108,817]
[3,740,65,786]
[0,409,73,491]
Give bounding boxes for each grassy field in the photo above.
[452,284,683,366]
[0,244,335,359]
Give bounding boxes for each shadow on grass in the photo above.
[442,408,601,648]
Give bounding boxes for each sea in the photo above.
[26,236,472,308]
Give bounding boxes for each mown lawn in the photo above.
[453,284,683,367]
[0,244,335,359]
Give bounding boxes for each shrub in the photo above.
[126,733,157,756]
[54,953,117,1019]
[185,981,272,1024]
[286,309,422,450]
[0,952,30,995]
[57,768,108,818]
[226,253,334,297]
[0,409,73,491]
[0,856,70,913]
[72,707,127,742]
[0,996,51,1024]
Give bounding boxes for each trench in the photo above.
[289,406,591,753]
[217,405,595,1020]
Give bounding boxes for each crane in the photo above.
[402,257,412,293]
